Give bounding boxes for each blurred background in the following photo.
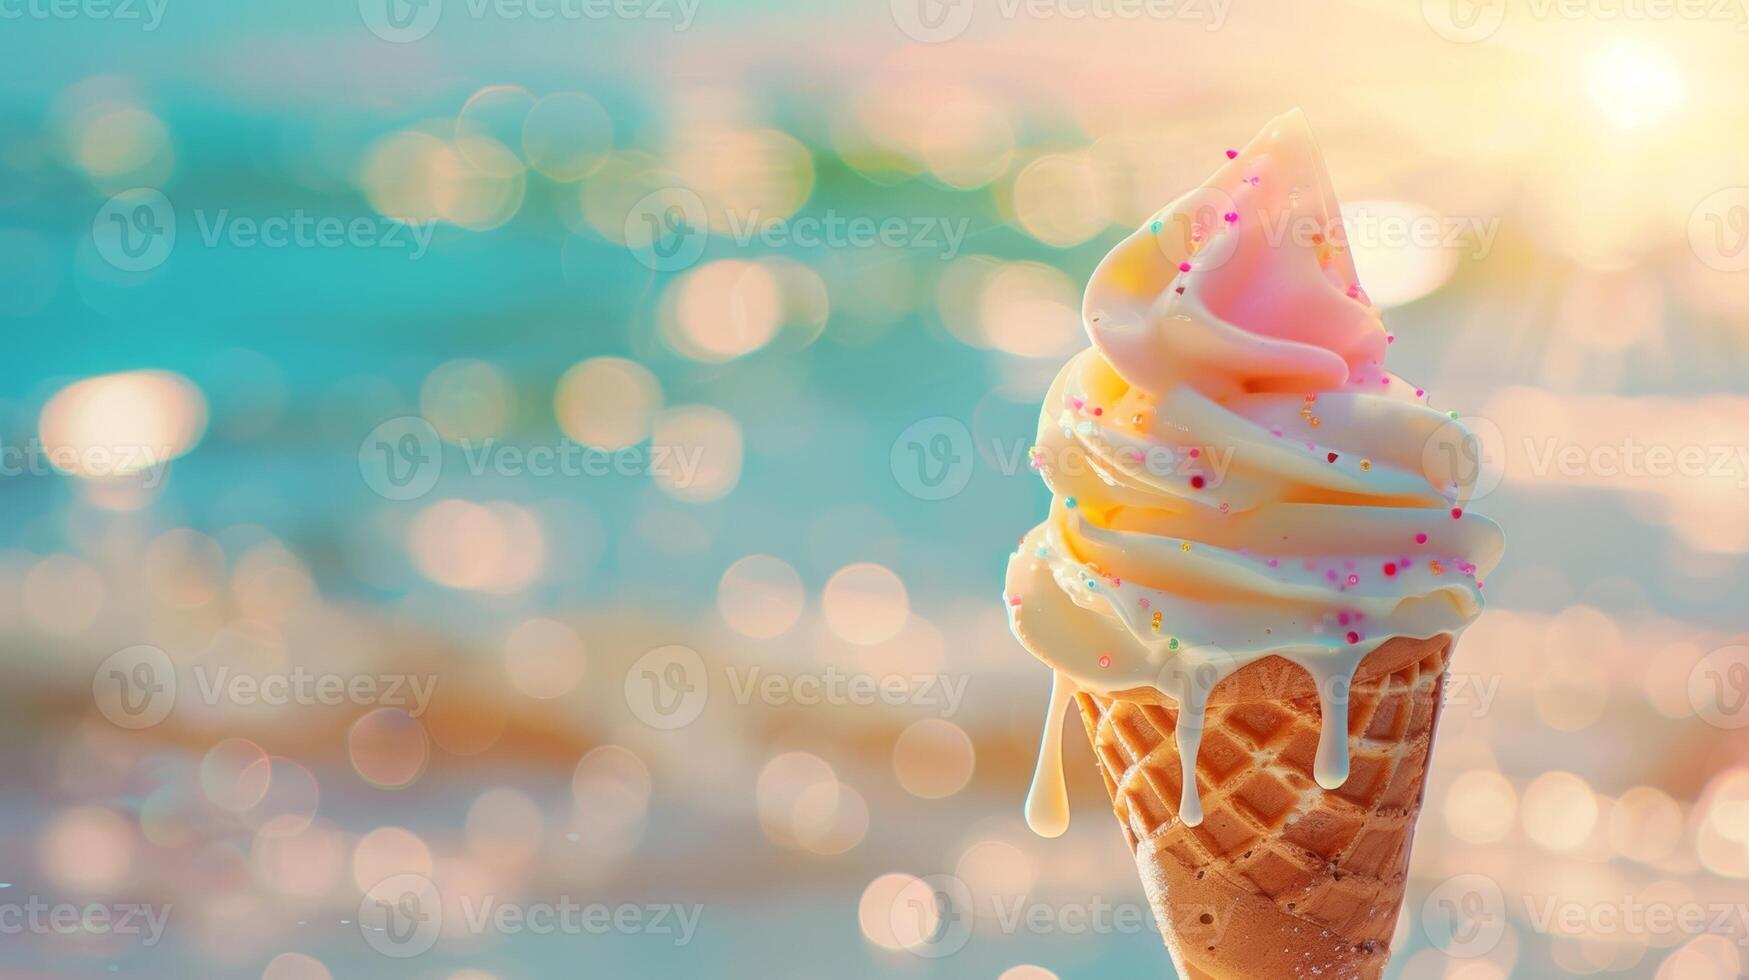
[2,0,1749,977]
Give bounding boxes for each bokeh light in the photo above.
[38,369,208,478]
[554,356,662,451]
[822,563,908,645]
[502,616,587,699]
[648,405,743,503]
[1522,771,1599,853]
[522,92,613,181]
[892,719,976,799]
[348,709,430,790]
[409,500,545,592]
[716,554,805,639]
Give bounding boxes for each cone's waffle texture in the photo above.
[1075,634,1453,980]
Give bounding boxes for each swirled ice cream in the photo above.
[1007,110,1504,835]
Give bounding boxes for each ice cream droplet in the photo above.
[1024,671,1076,838]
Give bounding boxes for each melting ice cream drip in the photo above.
[1023,672,1076,838]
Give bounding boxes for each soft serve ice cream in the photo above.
[1005,110,1504,836]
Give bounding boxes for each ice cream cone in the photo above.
[1074,634,1453,979]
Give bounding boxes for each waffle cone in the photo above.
[1075,634,1454,979]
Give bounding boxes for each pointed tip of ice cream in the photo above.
[1228,108,1332,193]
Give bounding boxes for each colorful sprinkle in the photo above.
[1151,611,1163,634]
[1225,149,1238,159]
[1430,560,1445,576]
[1180,541,1192,553]
[1451,507,1463,519]
[1178,262,1192,273]
[1190,475,1205,489]
[1415,533,1428,545]
[1167,637,1180,651]
[1098,654,1112,669]
[1224,211,1238,223]
[1150,219,1163,234]
[1346,631,1361,644]
[1346,574,1359,587]
[1007,594,1022,606]
[1359,459,1372,472]
[1327,452,1339,463]
[1090,406,1102,416]
[1065,497,1078,509]
[1382,563,1397,577]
